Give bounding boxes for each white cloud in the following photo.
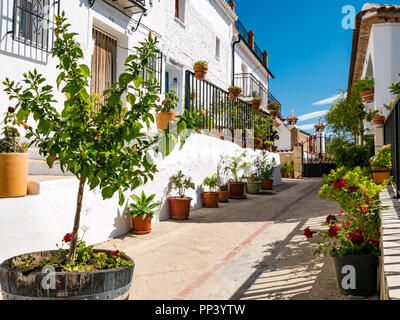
[312,93,346,106]
[297,124,316,131]
[298,110,328,122]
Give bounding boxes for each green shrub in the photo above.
[370,145,392,168]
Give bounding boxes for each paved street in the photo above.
[98,178,360,300]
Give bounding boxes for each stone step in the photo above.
[28,147,45,160]
[28,159,73,176]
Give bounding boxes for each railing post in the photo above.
[184,70,190,111]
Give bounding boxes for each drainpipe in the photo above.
[232,35,242,86]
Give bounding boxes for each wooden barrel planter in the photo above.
[0,250,134,300]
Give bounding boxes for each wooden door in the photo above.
[91,29,117,98]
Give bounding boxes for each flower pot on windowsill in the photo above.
[332,252,378,298]
[373,115,386,125]
[155,112,179,130]
[371,167,390,185]
[0,153,29,198]
[360,89,374,103]
[229,182,246,199]
[194,64,208,81]
[131,216,152,235]
[202,192,219,208]
[246,181,261,194]
[262,179,274,190]
[0,250,134,300]
[251,99,262,111]
[169,197,192,220]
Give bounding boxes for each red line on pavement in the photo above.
[175,184,320,299]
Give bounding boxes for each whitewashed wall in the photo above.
[362,23,400,116]
[275,122,292,151]
[0,133,281,263]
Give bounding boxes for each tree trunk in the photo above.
[68,176,86,262]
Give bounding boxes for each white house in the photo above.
[0,0,283,263]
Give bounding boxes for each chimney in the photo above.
[291,128,299,150]
[248,30,255,50]
[263,50,268,67]
[228,0,235,12]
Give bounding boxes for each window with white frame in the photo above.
[12,0,59,51]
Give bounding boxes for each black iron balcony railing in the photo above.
[235,19,266,69]
[234,73,279,110]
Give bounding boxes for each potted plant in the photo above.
[125,191,160,235]
[356,77,375,103]
[313,167,386,297]
[246,173,261,194]
[251,97,262,111]
[169,170,195,220]
[287,161,295,179]
[257,152,277,190]
[155,90,179,130]
[222,152,247,199]
[228,86,242,101]
[370,144,391,184]
[201,174,219,208]
[0,108,29,198]
[267,102,281,119]
[193,61,208,81]
[177,108,208,135]
[0,14,162,300]
[217,183,229,202]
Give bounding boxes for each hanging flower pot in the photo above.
[371,167,390,184]
[360,89,374,103]
[155,112,179,130]
[372,115,386,125]
[193,61,208,81]
[267,102,281,118]
[251,98,262,111]
[228,86,242,101]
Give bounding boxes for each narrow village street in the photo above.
[97,178,363,300]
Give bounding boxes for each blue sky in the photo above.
[234,0,386,133]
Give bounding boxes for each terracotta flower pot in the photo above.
[155,112,179,130]
[269,110,278,119]
[218,190,229,202]
[288,172,294,179]
[229,90,239,101]
[169,197,192,220]
[194,64,208,81]
[202,192,219,208]
[360,89,374,103]
[246,181,261,194]
[229,182,246,199]
[372,167,390,185]
[254,138,262,150]
[373,115,386,125]
[131,216,152,235]
[251,99,262,111]
[0,153,29,198]
[262,179,273,190]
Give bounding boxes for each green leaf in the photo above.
[119,189,125,206]
[79,64,91,78]
[109,94,120,107]
[101,186,114,199]
[46,155,54,168]
[133,75,143,89]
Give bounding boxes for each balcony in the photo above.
[235,19,273,77]
[105,0,146,15]
[234,73,279,110]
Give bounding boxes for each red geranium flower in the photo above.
[162,100,165,105]
[326,215,337,224]
[349,231,363,245]
[347,185,358,193]
[63,233,73,243]
[111,250,120,257]
[304,227,313,239]
[328,225,340,238]
[8,107,15,113]
[333,179,347,190]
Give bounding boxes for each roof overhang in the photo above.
[214,0,237,22]
[104,0,146,15]
[348,4,400,89]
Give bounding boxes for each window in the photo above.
[12,0,59,51]
[175,0,185,23]
[216,37,220,60]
